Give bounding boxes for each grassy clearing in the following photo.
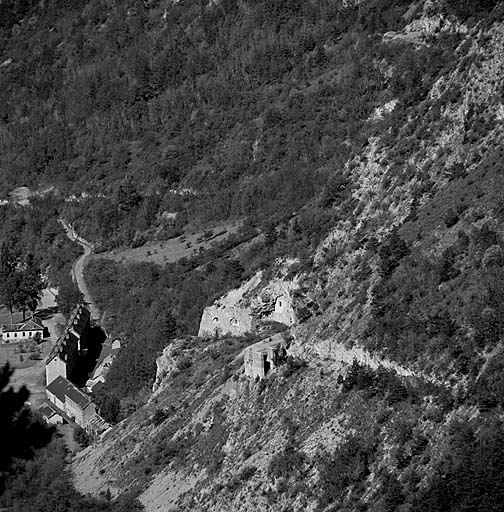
[0,308,37,369]
[1,336,53,407]
[0,309,25,326]
[97,221,242,266]
[0,342,43,369]
[0,290,62,407]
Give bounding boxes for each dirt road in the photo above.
[3,217,100,407]
[59,219,100,321]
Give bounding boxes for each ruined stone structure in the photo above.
[198,273,262,337]
[199,304,256,338]
[198,271,298,338]
[253,286,297,326]
[45,304,90,385]
[244,333,287,379]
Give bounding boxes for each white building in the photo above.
[2,317,44,343]
[46,375,97,428]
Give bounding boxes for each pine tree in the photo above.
[162,311,178,340]
[15,253,44,320]
[0,242,19,324]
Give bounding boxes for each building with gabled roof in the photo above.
[46,375,97,428]
[39,402,65,425]
[46,330,79,385]
[66,304,91,351]
[42,303,109,436]
[45,304,90,385]
[2,317,44,343]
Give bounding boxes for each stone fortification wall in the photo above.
[198,305,255,338]
[253,279,297,326]
[198,271,298,338]
[197,273,261,337]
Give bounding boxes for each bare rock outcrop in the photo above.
[152,338,191,395]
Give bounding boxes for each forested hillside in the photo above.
[2,0,504,511]
[0,196,83,314]
[2,0,494,248]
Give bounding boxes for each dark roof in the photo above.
[3,317,44,333]
[46,304,89,364]
[39,401,73,423]
[39,402,63,419]
[39,403,56,418]
[46,330,78,363]
[68,304,90,336]
[46,375,92,410]
[90,380,105,394]
[246,332,286,354]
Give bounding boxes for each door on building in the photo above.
[262,354,271,377]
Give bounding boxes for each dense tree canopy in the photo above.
[0,364,53,493]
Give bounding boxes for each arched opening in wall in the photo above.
[212,317,219,323]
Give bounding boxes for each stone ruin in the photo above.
[243,333,287,379]
[198,271,298,338]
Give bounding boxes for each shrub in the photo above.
[444,208,459,228]
[378,230,410,277]
[268,443,305,481]
[225,476,241,492]
[482,244,504,268]
[73,426,91,448]
[239,465,257,481]
[342,360,413,405]
[152,409,169,426]
[283,356,308,378]
[316,436,376,511]
[176,355,192,370]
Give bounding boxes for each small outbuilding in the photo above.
[244,333,287,379]
[39,402,65,425]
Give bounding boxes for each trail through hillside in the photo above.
[59,218,100,321]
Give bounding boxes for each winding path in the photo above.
[58,218,100,321]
